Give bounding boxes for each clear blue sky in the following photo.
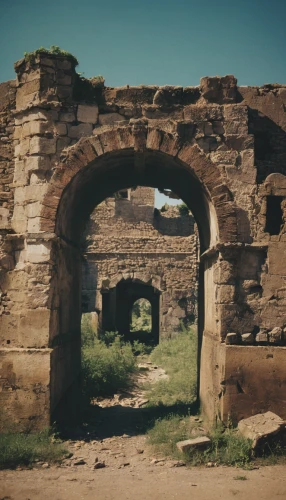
[0,0,285,86]
[1,0,285,207]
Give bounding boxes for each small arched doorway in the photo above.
[101,279,160,345]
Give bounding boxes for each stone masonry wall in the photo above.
[82,188,198,336]
[0,51,286,427]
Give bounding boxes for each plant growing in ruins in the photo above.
[144,323,197,406]
[24,45,79,65]
[178,203,189,216]
[0,427,68,469]
[147,417,253,468]
[81,333,137,401]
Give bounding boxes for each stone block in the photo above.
[256,330,268,343]
[14,138,30,157]
[13,160,28,186]
[24,184,48,203]
[238,411,285,449]
[176,437,211,453]
[22,120,52,137]
[59,110,76,122]
[26,242,51,263]
[77,104,99,124]
[55,122,67,135]
[11,205,27,233]
[26,201,42,218]
[98,112,126,126]
[225,332,239,345]
[241,332,254,344]
[269,327,282,343]
[27,217,42,233]
[30,136,57,155]
[0,207,10,228]
[25,156,51,171]
[68,123,93,139]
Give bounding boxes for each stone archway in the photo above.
[37,123,238,424]
[2,54,286,431]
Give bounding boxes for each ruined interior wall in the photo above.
[82,191,198,336]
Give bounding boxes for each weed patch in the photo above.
[82,332,137,401]
[145,325,197,406]
[0,428,67,469]
[147,416,253,467]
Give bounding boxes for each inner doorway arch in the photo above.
[102,278,161,345]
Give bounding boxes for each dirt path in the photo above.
[1,453,286,500]
[1,360,286,500]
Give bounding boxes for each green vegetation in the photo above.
[147,416,253,467]
[24,45,78,65]
[130,298,152,333]
[234,475,248,480]
[0,428,67,470]
[145,324,197,406]
[177,202,190,216]
[81,315,137,401]
[160,203,169,212]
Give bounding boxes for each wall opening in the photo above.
[265,195,283,235]
[50,145,224,424]
[130,298,152,334]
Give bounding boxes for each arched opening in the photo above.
[130,298,152,334]
[43,131,237,424]
[100,279,160,346]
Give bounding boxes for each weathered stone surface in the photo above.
[77,104,99,124]
[238,411,285,449]
[268,327,282,343]
[241,333,254,344]
[1,53,286,432]
[98,112,126,126]
[176,437,211,453]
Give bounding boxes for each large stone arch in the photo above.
[40,124,238,251]
[36,124,239,424]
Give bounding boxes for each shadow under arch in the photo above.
[43,126,237,424]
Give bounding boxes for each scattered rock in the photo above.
[118,462,130,468]
[136,448,144,454]
[42,463,49,469]
[176,436,211,453]
[241,332,254,344]
[73,459,86,466]
[94,462,106,469]
[169,460,186,467]
[226,333,239,345]
[256,330,268,343]
[238,411,285,449]
[268,327,282,344]
[138,399,149,407]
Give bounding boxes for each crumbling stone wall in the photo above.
[82,186,198,337]
[0,51,286,428]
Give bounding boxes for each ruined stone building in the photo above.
[81,186,198,343]
[1,50,286,429]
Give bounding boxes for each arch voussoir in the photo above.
[39,125,238,242]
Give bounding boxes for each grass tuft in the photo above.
[0,428,67,470]
[147,416,253,467]
[145,324,197,406]
[24,45,78,65]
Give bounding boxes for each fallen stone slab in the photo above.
[238,411,285,449]
[176,436,211,453]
